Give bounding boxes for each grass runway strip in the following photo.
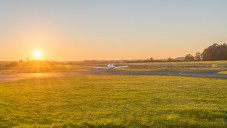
[0,76,226,127]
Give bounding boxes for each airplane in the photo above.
[93,63,128,71]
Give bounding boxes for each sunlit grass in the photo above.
[118,61,227,72]
[123,60,227,65]
[0,63,88,74]
[0,76,226,127]
[218,71,227,74]
[117,67,222,72]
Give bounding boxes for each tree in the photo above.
[202,43,227,60]
[194,52,202,61]
[149,57,154,62]
[168,58,174,62]
[19,59,23,63]
[26,58,30,62]
[185,54,194,61]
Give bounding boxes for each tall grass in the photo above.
[0,76,226,127]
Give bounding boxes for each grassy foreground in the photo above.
[0,76,226,127]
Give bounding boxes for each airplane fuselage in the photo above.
[108,63,116,69]
[93,63,128,71]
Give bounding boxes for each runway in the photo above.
[0,69,227,82]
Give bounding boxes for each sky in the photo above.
[0,0,227,61]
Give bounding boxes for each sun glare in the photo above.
[33,50,42,59]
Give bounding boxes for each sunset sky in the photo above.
[0,0,227,61]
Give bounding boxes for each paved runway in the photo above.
[92,69,227,79]
[0,69,227,82]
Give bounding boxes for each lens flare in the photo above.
[33,50,42,59]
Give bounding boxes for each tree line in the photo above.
[185,43,227,61]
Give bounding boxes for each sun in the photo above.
[33,50,42,59]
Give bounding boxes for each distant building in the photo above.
[175,57,185,61]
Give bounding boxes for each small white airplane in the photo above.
[93,63,128,71]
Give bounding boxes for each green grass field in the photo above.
[119,61,227,72]
[0,76,226,127]
[0,63,88,74]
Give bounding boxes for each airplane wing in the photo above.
[93,67,108,69]
[115,66,128,68]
